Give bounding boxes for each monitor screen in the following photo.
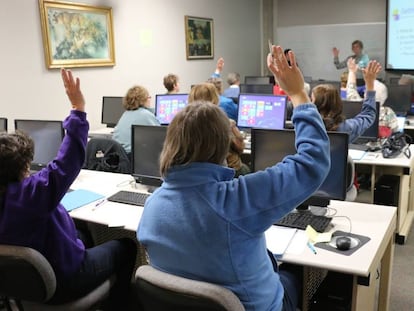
[101,96,124,128]
[155,94,189,125]
[237,94,287,130]
[240,84,274,95]
[0,118,7,132]
[14,119,64,171]
[244,76,271,85]
[341,100,380,140]
[384,84,412,115]
[131,125,167,191]
[251,129,348,207]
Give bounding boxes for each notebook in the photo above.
[61,189,105,212]
[265,226,298,257]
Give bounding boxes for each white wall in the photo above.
[1,0,261,130]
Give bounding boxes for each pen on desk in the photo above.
[93,199,107,210]
[307,241,317,255]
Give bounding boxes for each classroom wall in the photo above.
[1,0,261,130]
[274,0,390,81]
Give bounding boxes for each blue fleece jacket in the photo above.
[138,103,330,311]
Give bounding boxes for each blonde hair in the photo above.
[188,83,220,106]
[160,101,230,176]
[206,77,224,94]
[123,85,149,110]
[163,73,179,92]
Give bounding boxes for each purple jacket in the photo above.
[0,110,88,282]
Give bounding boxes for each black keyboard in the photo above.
[275,211,332,232]
[107,191,150,206]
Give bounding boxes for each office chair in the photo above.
[84,137,131,174]
[135,265,245,311]
[0,244,114,311]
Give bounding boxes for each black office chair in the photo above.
[135,265,245,311]
[0,244,115,311]
[84,137,131,174]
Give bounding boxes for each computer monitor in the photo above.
[0,118,7,132]
[384,84,412,116]
[309,80,341,93]
[237,94,287,130]
[155,94,189,125]
[240,84,274,95]
[341,100,380,141]
[251,129,349,209]
[131,125,167,192]
[101,96,124,128]
[244,76,271,85]
[14,119,64,171]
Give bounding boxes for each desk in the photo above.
[88,127,114,139]
[70,170,396,311]
[352,145,414,244]
[278,201,396,311]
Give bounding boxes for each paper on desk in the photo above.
[348,149,366,160]
[306,225,332,243]
[265,226,297,256]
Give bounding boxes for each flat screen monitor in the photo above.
[341,100,380,141]
[309,80,341,93]
[155,93,189,125]
[14,119,64,171]
[384,84,412,116]
[131,125,167,191]
[237,94,287,130]
[251,129,348,208]
[244,76,271,85]
[101,96,124,128]
[240,84,274,95]
[0,118,7,132]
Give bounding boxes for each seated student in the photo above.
[0,69,137,309]
[311,58,381,143]
[211,57,241,100]
[137,46,331,311]
[163,73,180,94]
[189,83,250,177]
[113,85,160,156]
[345,59,398,138]
[207,76,238,121]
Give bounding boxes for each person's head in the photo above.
[311,84,345,131]
[189,83,220,105]
[206,77,223,95]
[340,71,348,88]
[123,85,151,110]
[163,73,180,94]
[159,102,231,176]
[227,72,240,86]
[351,40,363,56]
[0,131,34,193]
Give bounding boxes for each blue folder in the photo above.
[61,189,105,212]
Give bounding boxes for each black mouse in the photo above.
[336,236,351,251]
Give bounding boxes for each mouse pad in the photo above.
[314,230,371,256]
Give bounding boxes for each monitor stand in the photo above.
[296,198,330,216]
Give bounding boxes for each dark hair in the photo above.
[0,131,34,193]
[159,102,230,176]
[352,40,363,49]
[312,84,345,131]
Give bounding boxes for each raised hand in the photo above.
[362,60,382,91]
[332,47,340,57]
[216,57,224,73]
[347,58,358,73]
[61,68,85,112]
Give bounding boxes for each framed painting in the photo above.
[38,0,115,69]
[185,16,214,60]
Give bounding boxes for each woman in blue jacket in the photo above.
[138,47,330,311]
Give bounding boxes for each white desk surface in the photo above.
[88,127,114,138]
[351,144,414,168]
[278,201,396,278]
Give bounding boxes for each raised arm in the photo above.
[61,68,85,112]
[362,60,382,91]
[211,57,224,78]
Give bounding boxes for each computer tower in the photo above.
[374,175,400,206]
[308,272,352,311]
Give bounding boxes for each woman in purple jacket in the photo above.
[0,69,136,309]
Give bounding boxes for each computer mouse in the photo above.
[336,236,351,251]
[406,119,411,126]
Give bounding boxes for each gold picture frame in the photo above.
[38,0,115,69]
[185,16,214,60]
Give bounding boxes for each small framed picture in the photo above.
[185,16,214,60]
[38,0,115,69]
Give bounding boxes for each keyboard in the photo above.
[107,191,150,206]
[275,211,332,232]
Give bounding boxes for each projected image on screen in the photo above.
[14,120,64,170]
[155,94,189,125]
[237,94,287,130]
[251,129,348,207]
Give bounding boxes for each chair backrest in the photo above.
[135,265,245,311]
[0,245,56,302]
[84,137,131,174]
